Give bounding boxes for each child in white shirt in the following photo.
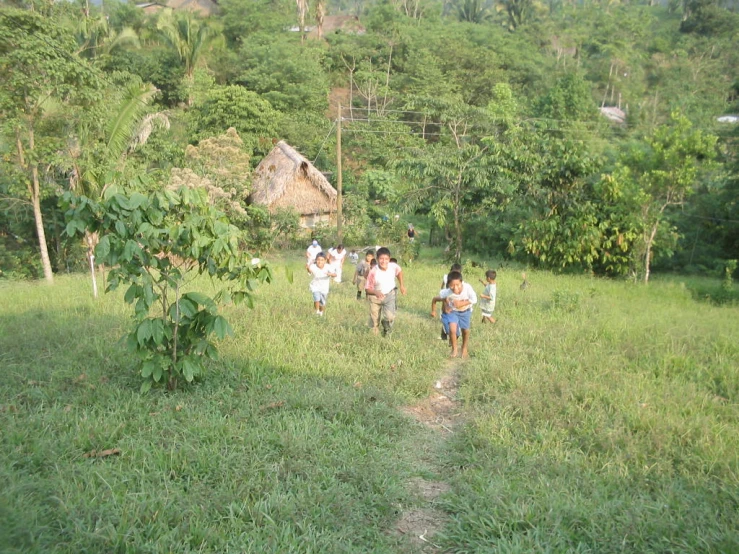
[307,252,336,316]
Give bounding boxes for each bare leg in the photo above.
[448,323,459,358]
[461,329,470,358]
[314,300,321,312]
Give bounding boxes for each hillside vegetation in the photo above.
[1,0,738,282]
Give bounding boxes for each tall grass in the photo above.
[1,260,737,552]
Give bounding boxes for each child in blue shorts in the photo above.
[307,252,336,316]
[431,271,477,358]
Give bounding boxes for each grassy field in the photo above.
[1,254,738,553]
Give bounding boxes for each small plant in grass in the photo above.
[63,184,271,391]
[551,289,581,311]
[722,259,737,294]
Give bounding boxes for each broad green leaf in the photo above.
[150,319,165,344]
[182,358,198,382]
[212,316,233,339]
[137,319,152,345]
[184,292,216,313]
[140,380,152,393]
[285,266,294,284]
[129,193,148,210]
[96,235,111,260]
[177,298,197,318]
[141,360,156,378]
[64,219,81,237]
[124,284,139,304]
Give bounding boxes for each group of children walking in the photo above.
[305,241,496,356]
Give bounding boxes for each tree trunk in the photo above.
[31,167,54,283]
[22,128,54,283]
[85,230,100,297]
[643,223,658,284]
[88,253,98,298]
[453,174,463,262]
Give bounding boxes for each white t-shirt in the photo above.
[309,264,332,294]
[439,282,477,312]
[367,262,402,295]
[328,248,347,265]
[306,244,322,263]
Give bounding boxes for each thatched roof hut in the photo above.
[250,141,337,228]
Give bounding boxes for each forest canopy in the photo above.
[1,0,737,281]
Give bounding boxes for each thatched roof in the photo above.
[136,0,219,16]
[166,0,219,16]
[250,141,337,215]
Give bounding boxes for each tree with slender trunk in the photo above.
[0,8,101,283]
[296,0,309,43]
[609,114,717,282]
[156,10,216,105]
[315,0,325,40]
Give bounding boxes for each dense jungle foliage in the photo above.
[1,0,737,282]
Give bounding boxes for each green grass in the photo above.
[1,260,738,553]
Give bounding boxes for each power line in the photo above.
[312,120,336,164]
[680,213,739,224]
[342,128,465,137]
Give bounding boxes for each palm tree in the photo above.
[454,0,493,23]
[73,13,141,60]
[69,81,169,297]
[495,0,534,30]
[156,10,215,104]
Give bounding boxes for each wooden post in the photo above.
[336,103,343,242]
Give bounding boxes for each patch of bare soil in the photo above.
[401,360,463,433]
[393,360,464,551]
[407,478,451,502]
[394,508,446,552]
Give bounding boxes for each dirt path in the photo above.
[394,359,464,552]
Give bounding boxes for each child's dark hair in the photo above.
[315,252,326,260]
[389,257,398,264]
[447,270,463,284]
[450,263,462,273]
[376,247,391,258]
[370,259,378,267]
[486,270,497,280]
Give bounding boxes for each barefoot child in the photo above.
[352,250,374,300]
[365,247,406,337]
[478,270,497,324]
[431,271,477,358]
[438,263,462,341]
[307,252,336,316]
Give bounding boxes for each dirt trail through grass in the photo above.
[394,358,463,552]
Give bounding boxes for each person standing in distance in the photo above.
[306,239,322,268]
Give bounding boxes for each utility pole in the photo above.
[336,103,343,242]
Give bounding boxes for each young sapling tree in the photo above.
[63,183,271,391]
